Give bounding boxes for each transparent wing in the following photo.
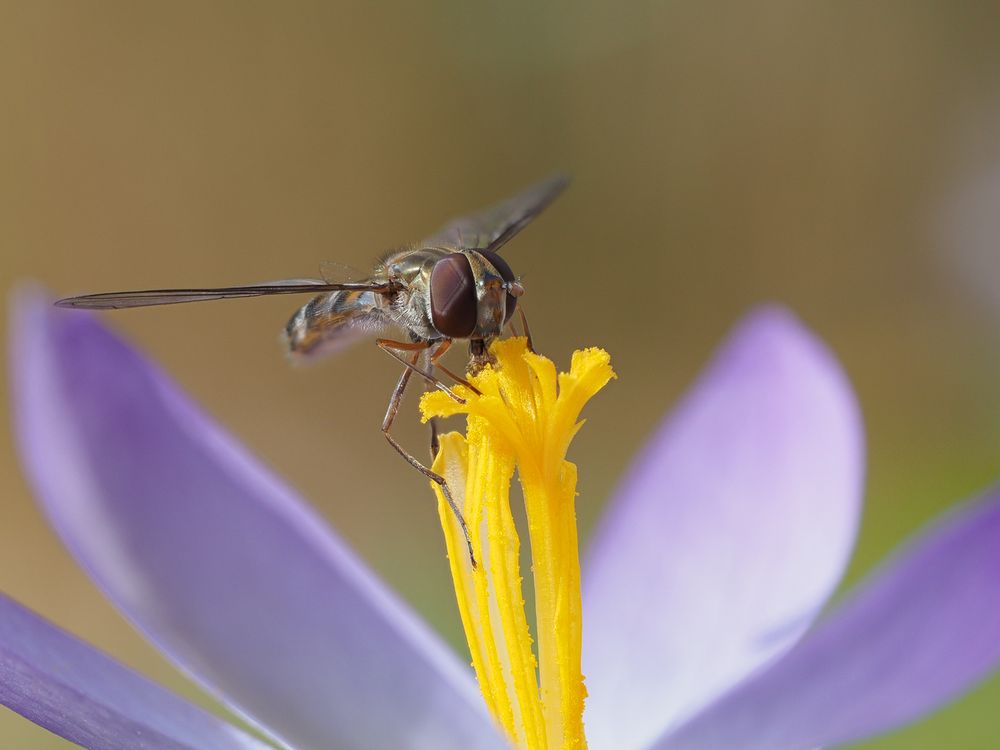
[422,173,569,253]
[55,278,394,310]
[318,261,367,284]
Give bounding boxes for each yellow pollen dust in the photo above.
[421,337,615,750]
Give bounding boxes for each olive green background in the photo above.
[3,3,1000,747]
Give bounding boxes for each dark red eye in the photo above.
[480,250,518,324]
[430,253,477,338]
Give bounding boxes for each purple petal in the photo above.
[582,307,864,749]
[11,289,503,750]
[0,593,268,750]
[655,485,1000,750]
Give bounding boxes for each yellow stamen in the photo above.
[422,338,615,750]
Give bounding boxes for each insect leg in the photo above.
[377,338,433,351]
[376,338,464,403]
[420,344,443,462]
[428,410,440,460]
[382,354,477,568]
[517,306,535,353]
[424,339,477,462]
[429,339,482,394]
[418,345,442,460]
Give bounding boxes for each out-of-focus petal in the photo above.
[11,289,504,750]
[654,485,1000,750]
[0,593,268,750]
[582,307,864,749]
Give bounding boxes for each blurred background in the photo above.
[3,2,1000,747]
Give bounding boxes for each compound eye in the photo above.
[480,250,518,324]
[430,253,478,338]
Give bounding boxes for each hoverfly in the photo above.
[56,174,569,566]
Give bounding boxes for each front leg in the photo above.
[380,347,476,568]
[376,338,465,402]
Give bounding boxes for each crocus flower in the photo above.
[5,289,1000,750]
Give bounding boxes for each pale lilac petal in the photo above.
[582,307,864,749]
[0,593,268,750]
[11,289,503,750]
[655,485,1000,750]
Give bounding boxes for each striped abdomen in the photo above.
[283,289,385,361]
